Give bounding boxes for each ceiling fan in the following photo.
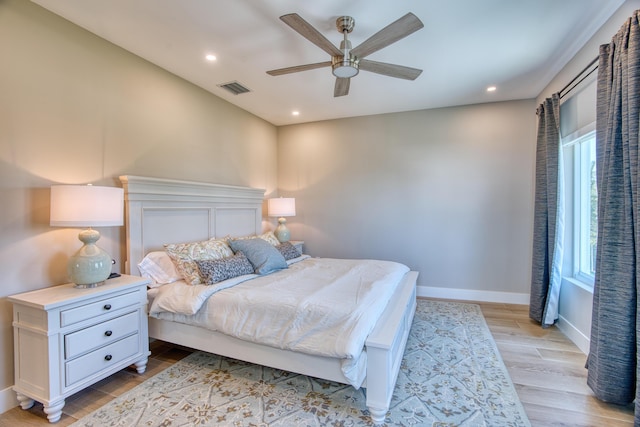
[266,13,424,97]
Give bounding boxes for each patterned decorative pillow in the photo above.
[258,231,281,246]
[276,241,301,260]
[164,238,234,285]
[228,237,287,275]
[195,252,254,284]
[228,231,280,246]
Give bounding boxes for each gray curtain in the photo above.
[587,11,640,421]
[530,93,564,327]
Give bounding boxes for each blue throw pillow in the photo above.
[229,237,288,275]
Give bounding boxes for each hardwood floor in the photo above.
[0,340,193,426]
[478,301,634,426]
[0,299,634,426]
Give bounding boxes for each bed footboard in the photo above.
[364,270,418,424]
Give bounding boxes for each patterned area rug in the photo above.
[72,300,530,426]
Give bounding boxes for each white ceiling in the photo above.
[32,0,624,126]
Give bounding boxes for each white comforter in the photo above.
[148,256,409,386]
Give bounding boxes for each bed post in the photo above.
[364,271,418,424]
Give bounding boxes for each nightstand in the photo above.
[290,240,304,254]
[8,274,150,423]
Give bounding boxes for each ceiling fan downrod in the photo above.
[332,16,359,78]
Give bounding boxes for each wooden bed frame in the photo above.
[120,175,418,424]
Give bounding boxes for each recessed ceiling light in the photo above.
[487,86,497,92]
[292,111,300,116]
[205,54,217,61]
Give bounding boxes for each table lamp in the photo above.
[50,184,124,288]
[268,197,296,242]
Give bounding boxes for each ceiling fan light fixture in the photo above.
[332,57,359,78]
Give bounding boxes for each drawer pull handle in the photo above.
[104,330,113,337]
[104,304,112,310]
[104,354,112,361]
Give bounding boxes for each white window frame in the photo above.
[563,129,596,289]
[575,132,596,284]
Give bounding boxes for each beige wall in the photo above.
[0,0,278,401]
[277,100,537,297]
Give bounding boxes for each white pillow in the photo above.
[138,251,182,288]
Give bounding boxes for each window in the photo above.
[564,131,597,286]
[559,69,597,290]
[575,132,597,281]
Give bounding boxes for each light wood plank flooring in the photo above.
[0,299,634,426]
[478,301,634,426]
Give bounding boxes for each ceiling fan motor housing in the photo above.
[336,16,355,33]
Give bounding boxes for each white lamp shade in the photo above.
[268,197,296,217]
[50,185,124,227]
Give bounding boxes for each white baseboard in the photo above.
[0,386,18,415]
[557,314,590,355]
[417,285,530,305]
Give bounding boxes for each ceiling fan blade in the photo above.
[280,13,343,57]
[267,61,332,76]
[359,59,423,80]
[351,13,423,59]
[334,78,350,97]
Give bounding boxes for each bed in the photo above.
[120,175,418,424]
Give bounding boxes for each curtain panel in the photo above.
[587,11,640,421]
[530,93,564,327]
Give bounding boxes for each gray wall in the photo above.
[0,0,277,406]
[277,101,536,299]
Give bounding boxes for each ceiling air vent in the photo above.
[217,81,251,95]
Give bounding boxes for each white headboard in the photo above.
[120,175,265,275]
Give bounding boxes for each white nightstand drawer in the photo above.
[64,311,139,359]
[65,333,140,387]
[60,289,141,327]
